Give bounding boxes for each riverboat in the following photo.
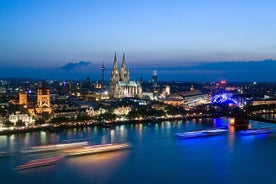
[176,128,227,139]
[240,127,273,136]
[20,141,89,154]
[63,143,130,157]
[0,151,7,157]
[14,156,63,170]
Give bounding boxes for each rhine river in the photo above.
[1,118,276,184]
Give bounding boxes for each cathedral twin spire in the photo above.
[110,52,143,98]
[111,52,129,82]
[112,52,118,70]
[122,53,126,68]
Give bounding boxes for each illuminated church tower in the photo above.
[19,91,27,105]
[35,81,52,114]
[110,53,142,98]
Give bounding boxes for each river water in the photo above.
[1,118,276,184]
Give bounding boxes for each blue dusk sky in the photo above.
[1,0,276,81]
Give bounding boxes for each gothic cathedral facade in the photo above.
[110,53,142,98]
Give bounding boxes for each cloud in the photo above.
[60,61,91,71]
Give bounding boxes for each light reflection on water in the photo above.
[1,118,276,183]
[0,135,7,148]
[63,150,130,184]
[40,131,46,145]
[66,150,129,172]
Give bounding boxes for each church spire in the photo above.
[111,52,120,82]
[112,52,118,70]
[122,53,126,68]
[120,53,129,82]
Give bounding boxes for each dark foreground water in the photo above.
[1,118,276,184]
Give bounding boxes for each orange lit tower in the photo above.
[35,81,52,114]
[19,91,27,105]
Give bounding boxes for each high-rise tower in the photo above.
[152,70,158,88]
[152,70,158,97]
[100,62,105,82]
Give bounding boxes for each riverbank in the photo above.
[248,116,276,124]
[3,116,276,184]
[1,115,275,136]
[0,116,212,136]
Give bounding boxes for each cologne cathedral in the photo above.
[110,53,142,98]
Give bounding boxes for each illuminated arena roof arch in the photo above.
[211,93,238,105]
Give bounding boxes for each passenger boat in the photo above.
[176,128,228,139]
[63,143,130,157]
[14,156,63,170]
[240,127,273,136]
[20,141,89,154]
[0,151,7,157]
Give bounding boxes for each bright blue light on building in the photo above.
[212,93,238,105]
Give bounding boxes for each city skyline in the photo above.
[1,0,276,81]
[0,58,276,82]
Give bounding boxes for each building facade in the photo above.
[163,87,210,109]
[35,81,52,114]
[250,99,276,106]
[9,111,35,126]
[19,91,27,105]
[110,53,142,98]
